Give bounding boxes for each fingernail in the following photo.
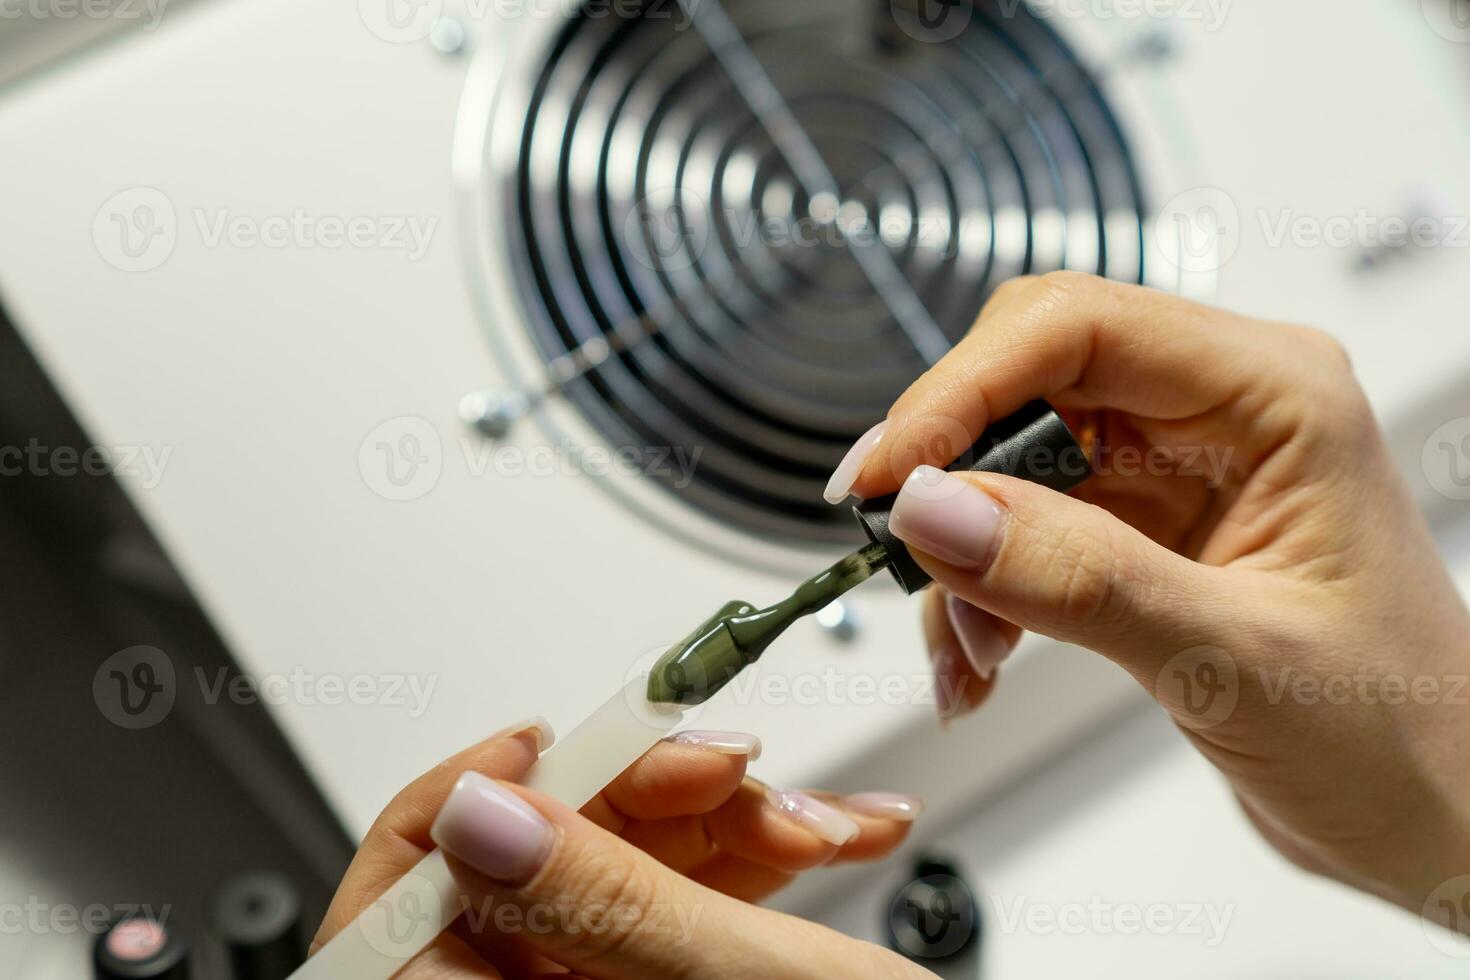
[766,787,860,845]
[945,594,1011,681]
[890,466,1006,570]
[824,421,889,504]
[845,792,925,822]
[430,772,553,885]
[489,717,556,752]
[665,731,763,760]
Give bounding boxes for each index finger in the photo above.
[849,272,1301,499]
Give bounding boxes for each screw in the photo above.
[428,17,467,56]
[815,599,859,644]
[460,389,527,439]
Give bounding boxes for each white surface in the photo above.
[0,0,1467,848]
[805,705,1470,976]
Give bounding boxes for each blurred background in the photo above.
[3,0,1470,975]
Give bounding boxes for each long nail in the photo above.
[824,421,889,504]
[489,717,556,752]
[845,792,924,822]
[665,731,762,760]
[945,595,1011,681]
[765,787,859,845]
[430,772,553,885]
[889,466,1006,569]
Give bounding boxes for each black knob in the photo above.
[210,870,303,980]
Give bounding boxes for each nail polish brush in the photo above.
[646,400,1090,705]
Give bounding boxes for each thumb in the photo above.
[888,465,1231,677]
[427,772,922,980]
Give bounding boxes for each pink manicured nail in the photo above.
[430,772,553,885]
[824,421,889,504]
[846,792,925,822]
[889,466,1006,569]
[489,717,556,752]
[766,787,860,845]
[665,731,762,760]
[945,595,1012,681]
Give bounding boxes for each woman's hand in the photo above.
[311,721,931,977]
[827,272,1470,925]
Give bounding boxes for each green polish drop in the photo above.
[646,542,893,705]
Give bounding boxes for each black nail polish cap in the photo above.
[853,400,1090,595]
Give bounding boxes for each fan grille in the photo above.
[511,0,1146,543]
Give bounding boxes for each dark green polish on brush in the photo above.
[646,543,893,705]
[647,401,1091,706]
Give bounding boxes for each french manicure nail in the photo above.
[889,466,1006,569]
[945,594,1011,681]
[766,787,860,845]
[845,792,925,822]
[430,772,553,884]
[824,420,889,504]
[490,717,556,752]
[665,731,763,760]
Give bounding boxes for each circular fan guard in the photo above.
[510,0,1148,544]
